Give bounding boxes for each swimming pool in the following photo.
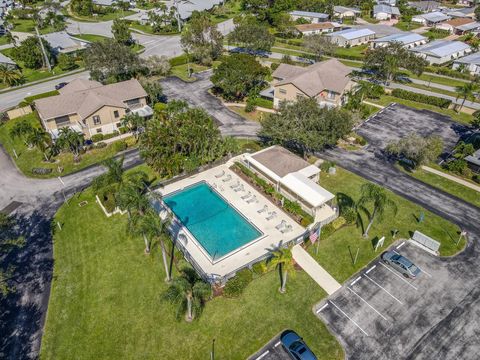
[164,182,262,261]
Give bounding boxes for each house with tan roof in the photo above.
[34,78,152,139]
[294,22,342,36]
[437,17,475,33]
[271,58,354,109]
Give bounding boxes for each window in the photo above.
[116,122,121,128]
[113,110,119,118]
[126,98,141,109]
[54,115,70,127]
[279,88,287,95]
[296,93,304,99]
[96,128,102,133]
[327,91,335,100]
[93,115,101,125]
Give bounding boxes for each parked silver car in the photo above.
[381,251,421,279]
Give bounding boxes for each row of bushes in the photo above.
[90,130,121,143]
[20,90,60,107]
[224,259,269,297]
[234,162,314,226]
[391,88,452,109]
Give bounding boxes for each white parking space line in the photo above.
[274,341,281,347]
[380,262,418,290]
[351,276,362,286]
[256,350,270,360]
[329,300,369,336]
[364,274,404,305]
[347,287,388,321]
[316,303,329,313]
[392,250,432,278]
[396,241,406,249]
[366,265,376,274]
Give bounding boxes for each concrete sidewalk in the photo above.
[422,165,480,192]
[292,244,341,295]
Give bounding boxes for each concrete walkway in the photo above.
[292,244,341,295]
[422,165,480,192]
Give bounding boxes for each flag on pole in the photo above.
[310,227,320,244]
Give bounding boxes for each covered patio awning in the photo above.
[280,172,334,208]
[131,105,154,118]
[50,124,83,139]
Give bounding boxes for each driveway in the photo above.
[161,71,261,137]
[316,240,480,360]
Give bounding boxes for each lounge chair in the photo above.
[275,220,287,230]
[241,192,252,200]
[222,174,232,182]
[281,224,293,234]
[257,205,268,214]
[246,195,257,204]
[230,181,240,189]
[266,211,277,221]
[234,184,244,192]
[215,170,225,178]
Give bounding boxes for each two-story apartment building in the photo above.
[272,58,354,109]
[34,78,152,139]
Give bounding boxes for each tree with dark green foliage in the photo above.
[112,18,133,46]
[211,54,269,101]
[180,11,223,65]
[71,0,94,16]
[57,53,77,71]
[11,37,55,69]
[304,33,337,61]
[0,213,25,297]
[475,6,480,21]
[363,42,427,82]
[56,127,84,162]
[121,113,147,140]
[139,78,163,106]
[386,133,444,169]
[83,39,143,83]
[228,15,275,52]
[259,97,354,154]
[139,100,236,176]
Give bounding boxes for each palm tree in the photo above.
[268,246,295,294]
[56,127,84,162]
[92,156,125,191]
[455,82,478,111]
[9,120,35,147]
[137,208,172,281]
[357,183,398,238]
[164,267,211,322]
[0,65,23,87]
[27,128,52,161]
[4,31,18,47]
[121,113,146,141]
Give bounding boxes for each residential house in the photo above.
[452,51,480,74]
[0,0,14,18]
[294,22,342,36]
[0,52,17,69]
[327,28,376,47]
[446,7,476,19]
[412,11,450,26]
[455,21,480,34]
[333,6,361,19]
[411,40,472,64]
[34,78,152,139]
[41,31,89,55]
[437,17,475,33]
[289,10,329,23]
[174,0,222,21]
[92,0,116,6]
[244,146,337,223]
[457,0,476,7]
[408,1,440,13]
[465,149,480,173]
[271,58,354,109]
[373,4,401,20]
[377,0,397,5]
[371,32,428,49]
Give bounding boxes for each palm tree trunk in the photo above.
[143,233,150,253]
[461,97,466,111]
[281,270,288,293]
[160,240,171,282]
[363,207,377,238]
[186,294,193,321]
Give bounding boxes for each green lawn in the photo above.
[227,105,268,122]
[209,0,242,24]
[129,22,179,35]
[411,72,468,88]
[394,21,422,31]
[72,34,109,43]
[423,29,450,40]
[397,164,480,208]
[369,95,473,125]
[403,81,461,99]
[40,184,343,360]
[308,167,464,283]
[10,19,63,34]
[0,36,9,46]
[334,45,368,60]
[0,113,136,178]
[170,63,210,82]
[69,9,136,22]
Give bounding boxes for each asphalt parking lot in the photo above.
[248,333,292,360]
[315,240,480,360]
[357,103,470,154]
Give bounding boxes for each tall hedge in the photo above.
[391,89,452,109]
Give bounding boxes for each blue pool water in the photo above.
[164,182,262,260]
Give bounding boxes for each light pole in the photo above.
[210,338,215,360]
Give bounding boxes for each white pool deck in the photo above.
[155,160,306,281]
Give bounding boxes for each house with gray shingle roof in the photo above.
[271,58,354,108]
[289,10,329,23]
[41,31,88,54]
[411,40,472,64]
[373,4,401,20]
[34,78,152,139]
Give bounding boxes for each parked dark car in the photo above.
[382,251,421,279]
[280,330,317,360]
[55,82,69,90]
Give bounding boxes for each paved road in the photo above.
[161,71,261,137]
[0,71,90,112]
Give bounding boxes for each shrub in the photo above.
[443,159,472,177]
[473,175,480,184]
[331,216,346,230]
[320,223,335,240]
[320,160,335,172]
[391,88,451,108]
[342,206,357,225]
[112,140,127,152]
[118,126,128,134]
[102,130,120,140]
[91,133,104,142]
[271,63,280,71]
[252,261,267,276]
[245,98,256,113]
[223,268,253,297]
[95,141,107,148]
[24,90,59,105]
[253,97,274,109]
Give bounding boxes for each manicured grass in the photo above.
[412,72,468,88]
[334,45,368,60]
[423,29,450,39]
[227,105,268,122]
[40,185,343,360]
[397,164,480,208]
[69,9,136,22]
[10,19,63,34]
[72,34,109,43]
[395,21,422,31]
[308,167,464,283]
[369,95,473,125]
[0,113,136,178]
[338,59,362,68]
[209,0,242,24]
[0,36,9,46]
[170,63,210,82]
